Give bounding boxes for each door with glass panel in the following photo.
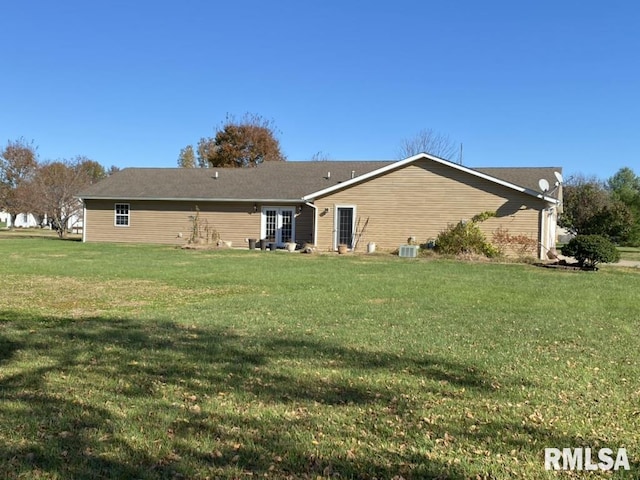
[335,206,355,249]
[262,207,295,247]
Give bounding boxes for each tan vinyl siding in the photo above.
[313,160,546,253]
[84,200,311,247]
[85,200,260,246]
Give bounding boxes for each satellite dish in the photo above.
[538,178,550,192]
[554,171,563,184]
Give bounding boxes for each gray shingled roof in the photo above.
[78,160,562,201]
[476,167,562,194]
[78,162,393,201]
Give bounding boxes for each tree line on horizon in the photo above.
[0,138,118,238]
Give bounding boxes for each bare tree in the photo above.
[106,165,121,176]
[309,151,332,161]
[195,113,286,168]
[0,138,38,227]
[29,157,100,238]
[397,128,459,162]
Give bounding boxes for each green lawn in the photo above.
[1,237,639,479]
[619,246,640,262]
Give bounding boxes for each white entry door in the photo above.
[261,207,295,247]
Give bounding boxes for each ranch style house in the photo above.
[77,153,562,258]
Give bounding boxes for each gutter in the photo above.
[76,196,304,204]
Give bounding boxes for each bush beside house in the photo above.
[561,234,620,268]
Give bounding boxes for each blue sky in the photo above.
[2,1,638,179]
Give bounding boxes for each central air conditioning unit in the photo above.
[398,245,418,258]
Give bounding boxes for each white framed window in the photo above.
[114,203,130,226]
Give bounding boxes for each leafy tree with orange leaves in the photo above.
[180,114,286,168]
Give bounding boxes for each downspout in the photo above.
[305,202,318,246]
[549,207,557,250]
[539,208,545,260]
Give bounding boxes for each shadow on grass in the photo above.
[0,337,21,363]
[0,312,614,479]
[1,392,162,479]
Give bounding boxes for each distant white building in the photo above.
[12,212,41,228]
[0,210,42,228]
[0,210,82,232]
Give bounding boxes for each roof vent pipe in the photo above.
[351,170,356,179]
[327,171,331,179]
[214,171,219,179]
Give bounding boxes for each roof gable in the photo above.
[302,154,561,204]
